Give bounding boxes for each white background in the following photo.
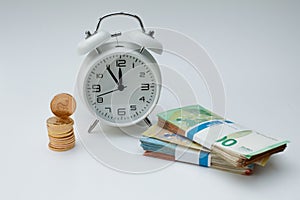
[0,0,299,200]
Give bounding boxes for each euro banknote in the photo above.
[140,134,254,175]
[157,105,288,167]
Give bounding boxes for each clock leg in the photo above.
[88,119,99,133]
[143,117,152,127]
[88,117,152,132]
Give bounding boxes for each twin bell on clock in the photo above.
[76,12,163,132]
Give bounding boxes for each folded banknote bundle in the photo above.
[140,125,255,175]
[139,105,289,175]
[157,105,289,167]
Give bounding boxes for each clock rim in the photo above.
[77,41,162,127]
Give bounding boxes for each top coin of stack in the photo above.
[47,93,77,152]
[50,93,76,118]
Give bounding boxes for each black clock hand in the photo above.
[118,67,123,86]
[106,65,119,85]
[97,86,127,97]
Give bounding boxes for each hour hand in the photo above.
[106,65,119,85]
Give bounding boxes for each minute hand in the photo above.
[118,67,123,86]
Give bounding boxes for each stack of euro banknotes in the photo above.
[140,105,289,175]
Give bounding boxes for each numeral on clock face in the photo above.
[139,72,145,78]
[92,84,101,92]
[97,96,103,103]
[141,83,150,91]
[116,59,126,67]
[105,107,112,112]
[117,108,126,116]
[139,96,145,102]
[104,105,137,116]
[130,105,137,111]
[96,74,103,79]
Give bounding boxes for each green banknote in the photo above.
[140,125,254,175]
[157,105,289,166]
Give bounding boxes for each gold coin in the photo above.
[48,134,75,141]
[49,141,75,149]
[47,116,74,126]
[49,129,74,136]
[48,128,74,138]
[48,132,74,140]
[49,139,75,146]
[48,143,75,152]
[46,116,74,133]
[48,133,75,142]
[47,125,73,134]
[50,93,76,118]
[49,141,75,148]
[49,135,75,142]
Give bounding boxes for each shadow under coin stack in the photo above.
[47,93,76,152]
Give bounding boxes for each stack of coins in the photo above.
[47,93,76,152]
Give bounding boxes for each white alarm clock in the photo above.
[76,12,163,131]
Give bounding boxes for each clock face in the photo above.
[84,52,160,126]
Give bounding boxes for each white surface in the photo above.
[0,1,299,200]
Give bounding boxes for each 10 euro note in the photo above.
[143,125,270,167]
[157,105,289,167]
[140,125,254,175]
